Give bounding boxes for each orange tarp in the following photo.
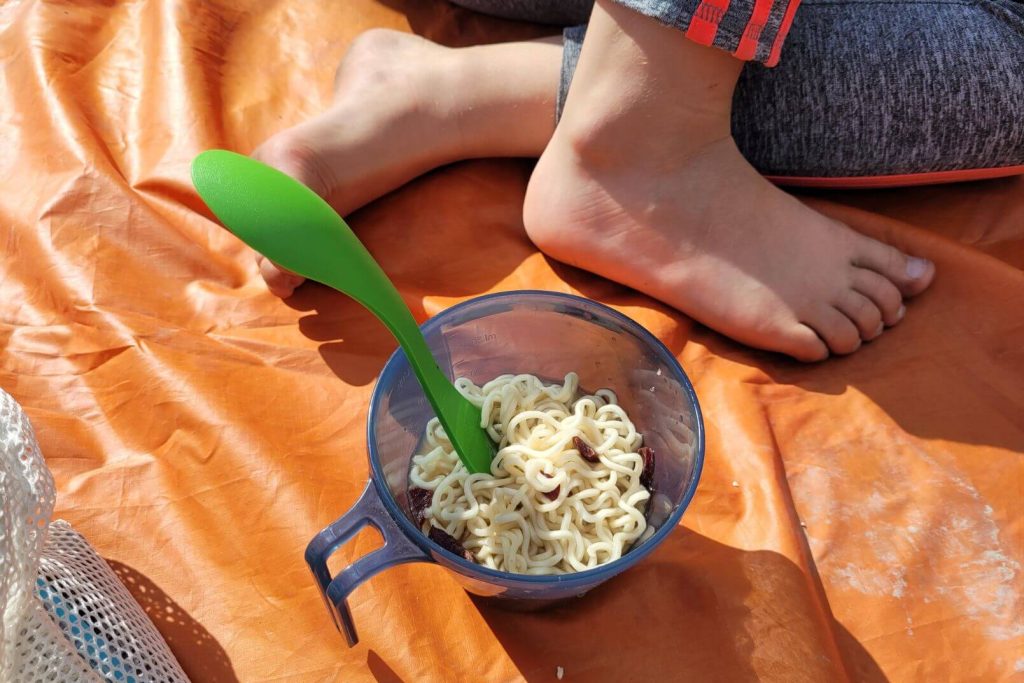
[1,1,1021,681]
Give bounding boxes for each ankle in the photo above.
[556,104,734,172]
[555,0,742,166]
[441,39,564,158]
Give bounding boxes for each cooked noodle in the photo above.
[409,373,651,574]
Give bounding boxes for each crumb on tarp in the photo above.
[556,666,564,680]
[731,480,739,488]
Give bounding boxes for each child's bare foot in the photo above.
[251,29,562,296]
[524,0,934,361]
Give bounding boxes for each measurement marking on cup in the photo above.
[472,333,497,345]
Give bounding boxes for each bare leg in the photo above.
[523,0,935,360]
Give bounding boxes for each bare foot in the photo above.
[250,29,562,296]
[523,0,935,361]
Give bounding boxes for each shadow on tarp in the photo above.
[376,0,557,46]
[283,158,541,387]
[107,560,240,683]
[688,304,1024,453]
[286,284,395,387]
[472,531,889,682]
[366,649,405,682]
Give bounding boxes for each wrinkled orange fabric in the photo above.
[1,1,1022,681]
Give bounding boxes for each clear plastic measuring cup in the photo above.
[306,291,705,646]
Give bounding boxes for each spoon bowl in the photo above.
[190,149,494,474]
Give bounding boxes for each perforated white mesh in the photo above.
[0,389,189,682]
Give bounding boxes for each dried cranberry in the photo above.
[408,487,433,524]
[428,526,474,562]
[639,446,655,490]
[538,473,561,501]
[573,436,599,463]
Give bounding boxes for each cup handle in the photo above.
[305,480,429,646]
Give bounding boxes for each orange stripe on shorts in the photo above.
[685,0,731,46]
[733,0,775,60]
[766,0,803,66]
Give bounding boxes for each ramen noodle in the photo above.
[408,372,655,575]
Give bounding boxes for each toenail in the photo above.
[906,257,931,279]
[874,322,884,338]
[896,304,906,321]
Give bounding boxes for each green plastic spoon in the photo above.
[191,149,494,474]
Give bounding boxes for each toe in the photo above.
[851,267,905,327]
[854,237,935,297]
[806,306,863,355]
[258,254,304,298]
[781,324,830,362]
[835,288,884,341]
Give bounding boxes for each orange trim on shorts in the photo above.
[733,0,775,61]
[686,0,731,45]
[765,0,802,66]
[766,165,1024,189]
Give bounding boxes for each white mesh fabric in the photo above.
[8,601,101,682]
[0,386,72,681]
[34,522,189,682]
[0,389,189,682]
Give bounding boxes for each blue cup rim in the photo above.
[366,290,705,585]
